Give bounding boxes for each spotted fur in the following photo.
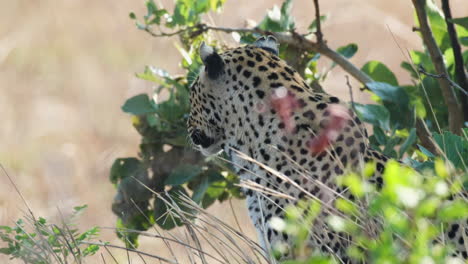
[187,37,467,262]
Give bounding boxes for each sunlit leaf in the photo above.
[362,61,398,86]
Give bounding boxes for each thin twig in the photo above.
[345,75,355,111]
[145,23,373,86]
[412,0,463,134]
[313,0,323,43]
[418,65,468,96]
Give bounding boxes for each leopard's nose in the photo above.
[190,129,215,148]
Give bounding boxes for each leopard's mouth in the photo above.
[190,128,216,148]
[189,128,223,156]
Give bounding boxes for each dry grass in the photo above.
[1,0,467,263]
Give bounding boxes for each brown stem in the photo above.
[441,0,468,123]
[412,0,463,134]
[415,118,442,155]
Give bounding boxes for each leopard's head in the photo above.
[187,36,280,156]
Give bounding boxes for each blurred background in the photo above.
[1,0,467,262]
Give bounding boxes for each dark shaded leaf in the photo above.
[373,126,387,145]
[165,164,203,186]
[337,43,358,59]
[366,82,413,129]
[354,103,390,131]
[110,158,142,184]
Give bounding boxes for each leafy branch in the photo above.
[141,8,443,154]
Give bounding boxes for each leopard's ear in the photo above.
[200,42,225,79]
[253,35,279,55]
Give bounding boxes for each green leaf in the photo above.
[362,61,398,86]
[423,1,451,51]
[366,82,409,107]
[417,144,435,158]
[433,130,468,169]
[337,43,358,59]
[73,205,88,213]
[165,164,203,186]
[460,36,468,46]
[354,103,390,131]
[209,0,225,10]
[258,0,295,32]
[373,126,387,145]
[383,137,400,158]
[409,50,434,72]
[110,158,142,184]
[448,17,468,29]
[121,94,156,115]
[117,176,153,202]
[191,170,225,203]
[82,244,100,256]
[258,6,283,32]
[172,1,188,26]
[129,12,136,19]
[400,61,418,79]
[136,66,170,84]
[280,0,294,31]
[398,128,417,157]
[157,97,185,121]
[308,15,327,32]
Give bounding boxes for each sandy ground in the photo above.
[1,0,467,263]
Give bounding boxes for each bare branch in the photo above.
[412,0,463,134]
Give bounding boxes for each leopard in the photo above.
[187,35,467,262]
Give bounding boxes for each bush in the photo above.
[0,205,102,263]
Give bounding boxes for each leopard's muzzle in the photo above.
[190,128,216,148]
